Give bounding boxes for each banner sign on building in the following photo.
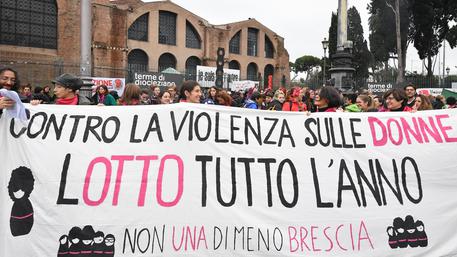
[196,65,240,88]
[230,80,259,92]
[367,82,394,95]
[134,72,184,90]
[1,105,457,257]
[91,77,125,96]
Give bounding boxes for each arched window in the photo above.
[228,60,240,70]
[128,13,149,41]
[186,21,201,49]
[265,35,274,58]
[247,63,258,81]
[0,0,57,49]
[264,64,274,87]
[158,53,176,72]
[247,28,258,56]
[127,49,148,82]
[229,30,241,54]
[159,11,176,45]
[185,56,201,80]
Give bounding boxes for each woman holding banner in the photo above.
[314,86,342,112]
[118,83,142,105]
[179,80,202,104]
[382,88,413,112]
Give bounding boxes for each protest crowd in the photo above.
[1,67,456,117]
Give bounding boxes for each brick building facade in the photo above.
[0,0,290,89]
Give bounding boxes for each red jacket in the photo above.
[282,100,307,112]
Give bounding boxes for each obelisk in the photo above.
[337,0,348,51]
[329,0,355,92]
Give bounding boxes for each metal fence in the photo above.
[2,59,455,92]
[293,74,456,91]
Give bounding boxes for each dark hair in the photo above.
[141,90,149,95]
[446,96,456,106]
[34,86,43,94]
[383,88,407,103]
[404,84,416,91]
[265,91,274,98]
[110,91,120,100]
[180,80,200,100]
[96,85,109,95]
[318,86,342,108]
[0,67,20,92]
[345,93,358,104]
[250,91,264,101]
[8,166,35,201]
[69,227,82,240]
[158,90,171,99]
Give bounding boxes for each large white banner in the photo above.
[196,65,240,88]
[1,105,457,257]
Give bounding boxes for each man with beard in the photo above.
[404,84,417,108]
[0,68,20,115]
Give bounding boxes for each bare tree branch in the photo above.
[385,1,397,16]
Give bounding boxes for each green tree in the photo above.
[410,0,457,79]
[348,7,373,86]
[368,0,410,75]
[293,55,322,80]
[328,12,338,58]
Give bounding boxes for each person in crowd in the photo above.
[314,86,342,112]
[110,90,120,103]
[264,91,274,107]
[404,84,417,108]
[432,95,445,109]
[283,87,306,112]
[203,86,218,104]
[118,83,142,105]
[267,90,285,111]
[91,85,117,106]
[445,96,457,109]
[32,73,90,105]
[149,85,161,104]
[158,90,172,104]
[0,67,19,91]
[0,67,20,113]
[382,88,413,112]
[356,94,375,112]
[216,90,233,107]
[19,84,32,103]
[140,90,150,105]
[231,91,245,107]
[414,94,433,111]
[303,88,317,112]
[31,86,50,104]
[244,91,264,109]
[179,80,202,104]
[43,85,55,103]
[372,95,382,110]
[344,93,361,112]
[167,84,179,103]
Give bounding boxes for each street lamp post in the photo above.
[321,38,329,86]
[446,67,450,88]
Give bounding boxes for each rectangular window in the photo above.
[247,28,258,56]
[159,11,177,45]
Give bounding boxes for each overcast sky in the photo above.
[146,0,457,76]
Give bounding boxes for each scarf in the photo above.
[56,96,78,105]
